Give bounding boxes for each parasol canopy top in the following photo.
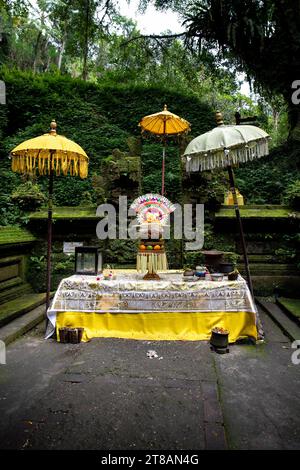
[10,120,89,178]
[139,104,191,137]
[183,121,270,172]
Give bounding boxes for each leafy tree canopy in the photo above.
[144,0,300,139]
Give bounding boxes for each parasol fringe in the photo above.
[79,158,88,179]
[54,155,60,176]
[184,138,269,172]
[11,152,88,179]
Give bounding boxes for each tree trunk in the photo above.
[58,29,67,71]
[42,36,50,72]
[45,54,51,72]
[272,108,279,133]
[33,30,42,73]
[82,0,90,81]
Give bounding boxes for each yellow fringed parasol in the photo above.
[11,121,88,178]
[10,120,89,329]
[138,105,190,196]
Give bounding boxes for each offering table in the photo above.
[46,270,258,343]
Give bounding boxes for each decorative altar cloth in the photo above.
[46,270,258,342]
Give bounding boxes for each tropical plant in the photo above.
[10,181,47,210]
[282,180,300,210]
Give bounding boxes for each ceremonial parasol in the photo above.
[10,120,89,319]
[139,105,190,196]
[183,112,270,296]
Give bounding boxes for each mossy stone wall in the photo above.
[23,204,299,296]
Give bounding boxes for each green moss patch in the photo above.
[29,206,98,220]
[0,293,47,327]
[278,298,300,318]
[215,206,295,218]
[0,226,36,245]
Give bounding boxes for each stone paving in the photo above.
[0,309,299,450]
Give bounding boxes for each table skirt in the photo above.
[56,310,258,343]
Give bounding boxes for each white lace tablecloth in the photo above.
[46,270,257,338]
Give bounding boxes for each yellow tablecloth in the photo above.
[56,310,257,343]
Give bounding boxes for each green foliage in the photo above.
[183,170,227,208]
[11,181,46,210]
[91,175,106,204]
[0,69,214,219]
[0,166,23,226]
[52,176,93,206]
[154,0,300,137]
[282,180,300,210]
[1,0,119,77]
[142,143,182,201]
[27,252,76,292]
[0,68,295,219]
[202,225,236,252]
[274,248,297,263]
[184,251,205,267]
[79,191,94,207]
[223,252,239,266]
[0,105,8,141]
[235,141,300,204]
[104,239,137,264]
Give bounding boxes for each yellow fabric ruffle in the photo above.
[11,153,88,179]
[56,310,258,343]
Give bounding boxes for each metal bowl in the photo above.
[211,273,224,281]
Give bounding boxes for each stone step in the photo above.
[0,293,47,328]
[256,298,300,342]
[0,303,46,346]
[0,282,33,305]
[0,276,24,292]
[238,264,297,275]
[276,298,300,325]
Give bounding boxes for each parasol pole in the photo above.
[162,115,167,196]
[45,121,56,330]
[215,112,254,297]
[227,162,254,297]
[45,150,54,321]
[162,143,166,196]
[45,121,58,326]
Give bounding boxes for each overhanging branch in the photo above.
[120,31,189,47]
